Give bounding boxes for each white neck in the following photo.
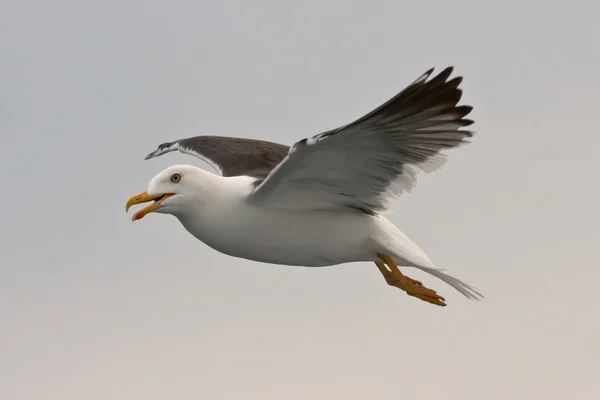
[173,168,255,222]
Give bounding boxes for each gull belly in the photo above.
[176,201,385,267]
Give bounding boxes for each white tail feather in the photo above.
[410,264,483,300]
[374,216,483,300]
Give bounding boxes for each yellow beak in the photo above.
[125,191,173,221]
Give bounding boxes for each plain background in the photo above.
[1,0,599,399]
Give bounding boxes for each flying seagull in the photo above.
[126,67,482,306]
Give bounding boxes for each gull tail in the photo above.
[374,217,484,300]
[409,264,483,300]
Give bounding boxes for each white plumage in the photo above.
[126,67,483,306]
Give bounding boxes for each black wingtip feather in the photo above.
[454,105,473,118]
[428,66,454,85]
[446,76,463,88]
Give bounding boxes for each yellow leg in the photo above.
[376,254,446,307]
[375,262,424,287]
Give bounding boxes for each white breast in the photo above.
[175,179,381,266]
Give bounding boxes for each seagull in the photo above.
[126,67,482,306]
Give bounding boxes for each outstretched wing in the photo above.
[248,67,474,213]
[144,135,290,179]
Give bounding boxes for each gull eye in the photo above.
[170,173,181,183]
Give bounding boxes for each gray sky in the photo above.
[1,0,599,399]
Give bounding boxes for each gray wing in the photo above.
[144,135,290,179]
[248,67,474,213]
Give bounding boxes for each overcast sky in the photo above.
[1,0,599,399]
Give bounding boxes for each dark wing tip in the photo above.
[433,66,455,83]
[461,119,475,127]
[455,105,473,118]
[447,76,463,88]
[143,141,178,160]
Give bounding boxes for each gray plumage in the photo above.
[247,67,474,213]
[145,66,474,215]
[144,136,289,179]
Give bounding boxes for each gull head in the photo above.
[125,165,204,221]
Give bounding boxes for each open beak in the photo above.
[125,191,174,221]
